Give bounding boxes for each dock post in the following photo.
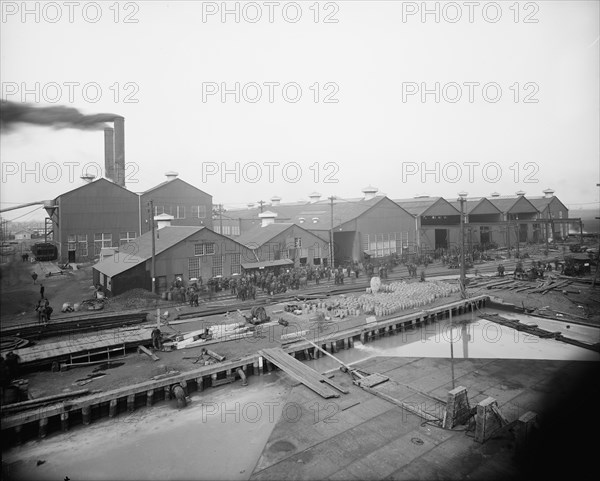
[211,373,218,385]
[147,389,155,407]
[258,356,264,375]
[266,360,273,372]
[360,332,365,343]
[60,412,69,432]
[82,405,91,425]
[313,346,320,359]
[349,337,354,348]
[475,397,502,443]
[331,342,338,353]
[38,417,48,439]
[109,399,118,418]
[172,385,187,408]
[14,425,22,446]
[343,338,349,350]
[237,368,248,386]
[127,394,135,413]
[514,411,538,459]
[196,377,204,391]
[164,385,172,400]
[442,386,470,429]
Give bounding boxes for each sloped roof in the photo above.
[394,197,460,216]
[93,226,204,277]
[236,223,295,248]
[488,196,539,214]
[225,196,396,230]
[141,177,211,197]
[449,198,502,215]
[56,177,137,201]
[527,196,568,213]
[241,259,294,269]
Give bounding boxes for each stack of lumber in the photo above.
[260,347,348,399]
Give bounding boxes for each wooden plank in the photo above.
[260,348,340,398]
[137,345,160,361]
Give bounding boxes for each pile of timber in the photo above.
[260,347,348,399]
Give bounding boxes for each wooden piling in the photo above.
[60,412,69,432]
[127,394,135,413]
[82,405,91,425]
[109,399,118,418]
[146,389,154,407]
[38,417,48,439]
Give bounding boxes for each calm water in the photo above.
[3,310,598,480]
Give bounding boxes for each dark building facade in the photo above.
[48,178,140,263]
[139,174,213,234]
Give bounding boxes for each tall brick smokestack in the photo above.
[113,117,125,187]
[104,127,115,182]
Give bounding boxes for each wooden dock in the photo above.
[1,295,489,447]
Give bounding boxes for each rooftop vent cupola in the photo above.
[362,185,378,201]
[491,192,501,197]
[271,196,282,206]
[309,192,321,204]
[259,210,277,227]
[543,188,555,198]
[516,190,526,197]
[154,213,174,230]
[81,174,95,184]
[165,171,179,181]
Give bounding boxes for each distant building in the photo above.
[221,189,417,266]
[14,229,32,240]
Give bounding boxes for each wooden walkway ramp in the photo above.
[260,348,348,399]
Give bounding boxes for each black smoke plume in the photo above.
[0,100,122,131]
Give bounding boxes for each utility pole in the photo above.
[257,200,265,213]
[515,216,520,259]
[593,183,600,287]
[218,204,224,234]
[149,200,156,294]
[458,192,467,299]
[329,196,335,268]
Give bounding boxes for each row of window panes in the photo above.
[154,205,207,219]
[194,243,215,256]
[213,225,241,236]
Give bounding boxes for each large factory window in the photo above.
[174,206,186,219]
[188,257,200,279]
[212,255,224,277]
[192,205,207,218]
[120,232,137,246]
[230,253,241,275]
[78,234,88,257]
[94,233,112,255]
[194,242,215,256]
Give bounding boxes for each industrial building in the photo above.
[93,224,254,296]
[235,218,330,266]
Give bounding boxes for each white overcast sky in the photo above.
[1,0,599,222]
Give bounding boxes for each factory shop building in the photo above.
[221,188,418,267]
[235,220,330,266]
[92,226,254,296]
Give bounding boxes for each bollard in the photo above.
[127,394,135,413]
[109,399,118,418]
[147,389,154,407]
[38,417,48,439]
[60,412,69,432]
[82,405,91,425]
